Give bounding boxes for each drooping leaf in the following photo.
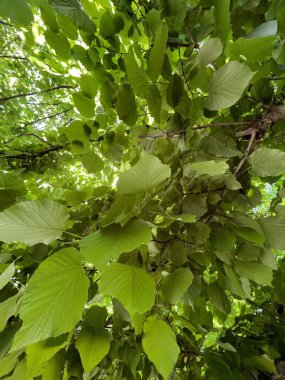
[162,268,194,304]
[116,85,138,125]
[44,29,71,60]
[0,294,20,332]
[124,49,148,99]
[0,172,26,211]
[142,316,180,379]
[147,23,168,82]
[230,36,277,62]
[205,61,254,110]
[0,0,33,25]
[117,152,171,195]
[13,248,89,349]
[261,216,285,250]
[76,327,110,372]
[234,261,273,286]
[73,92,95,118]
[188,160,229,176]
[214,0,231,45]
[249,147,285,177]
[81,152,104,173]
[79,219,152,269]
[0,200,69,246]
[100,263,156,316]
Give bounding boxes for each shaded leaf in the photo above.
[162,268,193,304]
[249,148,285,177]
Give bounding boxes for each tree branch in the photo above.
[23,106,74,127]
[0,55,27,60]
[0,145,64,160]
[0,20,13,27]
[0,85,76,103]
[4,133,55,147]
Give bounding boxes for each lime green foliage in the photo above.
[1,0,285,378]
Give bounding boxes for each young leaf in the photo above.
[117,151,171,195]
[72,92,95,118]
[205,61,254,110]
[100,263,155,316]
[142,316,179,379]
[13,248,88,349]
[0,200,69,246]
[79,219,152,269]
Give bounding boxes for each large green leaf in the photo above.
[13,248,89,349]
[214,0,231,45]
[198,38,223,66]
[44,29,71,60]
[0,200,69,246]
[147,23,168,82]
[165,0,187,30]
[162,268,193,304]
[142,316,180,379]
[261,216,285,250]
[230,36,277,62]
[188,160,229,176]
[116,85,138,125]
[124,49,148,99]
[234,261,273,286]
[117,152,171,195]
[205,61,254,110]
[0,172,26,211]
[72,91,95,118]
[0,0,33,25]
[79,219,152,269]
[249,147,285,176]
[100,263,156,316]
[76,327,110,372]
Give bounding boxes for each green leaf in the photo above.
[165,0,187,30]
[76,327,110,372]
[116,85,138,125]
[124,49,148,98]
[0,0,33,25]
[79,219,152,269]
[100,263,155,316]
[0,200,69,246]
[73,92,95,118]
[261,216,285,250]
[198,38,223,66]
[188,160,229,176]
[101,194,143,227]
[13,248,89,349]
[249,147,285,177]
[0,294,20,332]
[230,36,277,62]
[243,354,276,374]
[208,283,230,314]
[146,8,162,35]
[142,316,179,379]
[162,268,194,304]
[248,21,277,37]
[81,152,104,173]
[0,172,26,211]
[147,23,169,82]
[214,0,231,45]
[44,29,71,60]
[234,261,273,286]
[147,84,162,123]
[272,39,285,64]
[117,152,171,195]
[0,262,15,291]
[205,61,254,110]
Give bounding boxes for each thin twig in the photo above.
[0,85,76,103]
[4,133,55,147]
[0,55,27,60]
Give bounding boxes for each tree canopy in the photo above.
[1,0,285,379]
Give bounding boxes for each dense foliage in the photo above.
[1,0,285,378]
